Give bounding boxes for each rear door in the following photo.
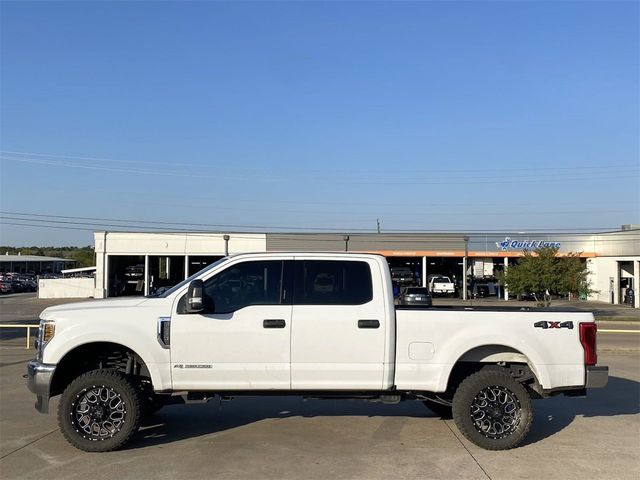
[290,258,387,390]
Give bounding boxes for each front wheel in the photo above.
[57,369,142,452]
[452,368,533,450]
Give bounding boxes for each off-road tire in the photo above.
[423,399,453,419]
[58,369,142,452]
[452,368,533,450]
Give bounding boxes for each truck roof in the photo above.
[228,252,387,259]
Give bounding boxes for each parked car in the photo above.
[28,253,608,453]
[0,281,13,294]
[39,273,60,279]
[22,280,38,292]
[124,264,145,280]
[391,266,416,285]
[517,292,537,301]
[398,286,433,306]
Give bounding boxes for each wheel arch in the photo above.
[442,344,543,395]
[50,341,152,397]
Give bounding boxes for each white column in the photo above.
[422,256,427,287]
[634,260,640,308]
[144,255,150,296]
[504,257,509,301]
[94,232,108,298]
[184,255,189,279]
[462,257,468,300]
[614,262,620,304]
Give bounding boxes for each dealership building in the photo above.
[90,225,640,308]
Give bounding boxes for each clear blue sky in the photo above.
[1,0,638,246]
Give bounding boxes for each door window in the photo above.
[201,260,285,313]
[294,260,372,305]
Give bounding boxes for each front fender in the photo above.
[43,320,172,392]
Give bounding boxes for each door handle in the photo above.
[263,319,286,329]
[358,319,380,329]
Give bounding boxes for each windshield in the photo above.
[154,257,230,298]
[433,277,451,283]
[392,270,412,276]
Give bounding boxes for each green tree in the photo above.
[72,248,96,267]
[498,246,596,306]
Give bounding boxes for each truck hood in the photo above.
[40,297,149,320]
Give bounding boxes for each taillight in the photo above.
[579,322,597,366]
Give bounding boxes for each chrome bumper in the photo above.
[26,360,56,414]
[586,365,609,389]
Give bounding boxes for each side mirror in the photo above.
[186,279,205,313]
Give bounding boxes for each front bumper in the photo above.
[586,365,609,389]
[26,360,56,413]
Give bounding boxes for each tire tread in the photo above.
[452,368,533,450]
[57,369,142,452]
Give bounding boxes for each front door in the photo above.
[171,259,292,390]
[290,259,387,390]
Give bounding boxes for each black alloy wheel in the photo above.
[58,369,142,452]
[452,368,533,450]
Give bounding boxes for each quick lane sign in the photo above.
[496,237,561,252]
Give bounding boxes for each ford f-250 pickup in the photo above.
[27,253,608,452]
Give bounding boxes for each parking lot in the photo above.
[1,295,639,479]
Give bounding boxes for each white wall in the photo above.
[94,232,267,256]
[38,278,95,299]
[93,232,268,298]
[588,257,640,307]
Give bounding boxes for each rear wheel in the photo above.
[452,368,532,450]
[58,369,142,452]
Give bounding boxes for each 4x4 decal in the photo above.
[534,321,573,329]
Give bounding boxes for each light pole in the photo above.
[343,235,350,252]
[223,235,230,256]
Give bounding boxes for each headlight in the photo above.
[37,320,55,361]
[42,321,55,343]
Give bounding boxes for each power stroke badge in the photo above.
[173,364,213,369]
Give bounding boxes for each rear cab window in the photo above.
[294,260,373,305]
[406,288,429,295]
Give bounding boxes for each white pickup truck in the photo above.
[428,274,456,296]
[27,253,608,452]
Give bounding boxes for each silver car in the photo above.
[398,287,433,306]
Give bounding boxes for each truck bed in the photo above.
[393,307,594,392]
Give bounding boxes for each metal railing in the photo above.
[0,324,37,349]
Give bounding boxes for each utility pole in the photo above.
[376,218,381,234]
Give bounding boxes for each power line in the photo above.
[2,212,638,237]
[0,214,377,233]
[4,210,633,232]
[2,220,639,246]
[3,149,637,174]
[1,155,638,185]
